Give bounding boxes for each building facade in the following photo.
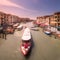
[0,11,24,25]
[37,12,60,27]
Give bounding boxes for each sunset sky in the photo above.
[0,0,60,19]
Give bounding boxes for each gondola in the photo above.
[20,28,32,56]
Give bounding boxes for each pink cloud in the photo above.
[0,0,25,9]
[0,0,38,12]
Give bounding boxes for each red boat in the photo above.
[20,28,32,56]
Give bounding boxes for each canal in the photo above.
[0,23,60,60]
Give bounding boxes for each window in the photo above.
[58,19,60,22]
[55,16,57,18]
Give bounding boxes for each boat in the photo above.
[44,30,51,35]
[13,23,19,29]
[43,25,52,35]
[17,24,23,31]
[20,28,32,56]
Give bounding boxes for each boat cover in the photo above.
[22,28,31,41]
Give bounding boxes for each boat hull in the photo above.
[21,44,31,56]
[44,31,51,35]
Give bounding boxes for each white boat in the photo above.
[44,31,51,35]
[17,24,23,31]
[21,28,32,56]
[43,25,52,35]
[13,23,19,29]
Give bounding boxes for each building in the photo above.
[54,12,60,26]
[36,17,43,24]
[37,15,50,25]
[49,15,55,26]
[36,12,60,27]
[0,11,33,25]
[0,11,22,25]
[42,15,50,25]
[0,12,7,25]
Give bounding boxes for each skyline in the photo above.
[0,0,60,19]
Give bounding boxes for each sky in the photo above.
[0,0,60,19]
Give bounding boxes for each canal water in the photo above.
[0,22,60,60]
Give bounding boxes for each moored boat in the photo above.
[21,28,32,56]
[44,31,51,35]
[43,25,52,35]
[17,24,23,31]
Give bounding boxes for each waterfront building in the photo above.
[37,12,60,27]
